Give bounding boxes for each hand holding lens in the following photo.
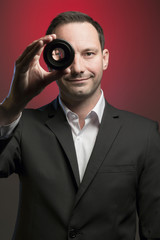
[43,39,75,70]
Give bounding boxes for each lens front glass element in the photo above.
[52,48,65,62]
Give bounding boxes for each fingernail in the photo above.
[51,34,56,38]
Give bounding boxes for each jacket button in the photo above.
[69,229,77,238]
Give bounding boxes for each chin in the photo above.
[70,89,98,101]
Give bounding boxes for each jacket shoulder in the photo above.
[106,102,159,130]
[22,98,59,121]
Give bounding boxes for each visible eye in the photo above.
[84,52,95,57]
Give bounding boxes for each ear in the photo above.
[102,49,109,70]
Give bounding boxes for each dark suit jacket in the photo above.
[0,98,160,240]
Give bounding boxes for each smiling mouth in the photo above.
[70,78,89,81]
[65,77,92,82]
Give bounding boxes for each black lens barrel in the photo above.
[43,39,75,70]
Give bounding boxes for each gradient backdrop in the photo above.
[0,0,160,239]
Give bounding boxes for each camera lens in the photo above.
[43,39,75,70]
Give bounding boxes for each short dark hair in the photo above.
[46,11,105,50]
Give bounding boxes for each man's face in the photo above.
[54,22,109,103]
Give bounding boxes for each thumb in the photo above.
[41,70,63,87]
[42,68,71,87]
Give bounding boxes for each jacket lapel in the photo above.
[45,99,80,187]
[74,102,122,207]
[44,99,122,201]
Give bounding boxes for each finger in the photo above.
[17,41,43,73]
[40,69,68,87]
[17,35,57,73]
[35,34,57,58]
[16,34,56,64]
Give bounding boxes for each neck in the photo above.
[60,89,102,120]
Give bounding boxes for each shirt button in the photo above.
[69,229,77,238]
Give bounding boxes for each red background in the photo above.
[0,0,160,124]
[0,1,160,239]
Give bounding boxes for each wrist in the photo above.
[0,97,22,125]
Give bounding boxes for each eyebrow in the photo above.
[83,48,99,53]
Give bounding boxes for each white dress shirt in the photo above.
[59,91,105,181]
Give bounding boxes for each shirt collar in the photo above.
[91,90,105,123]
[58,90,105,124]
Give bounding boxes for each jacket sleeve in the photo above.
[0,120,22,178]
[137,121,160,240]
[0,112,22,139]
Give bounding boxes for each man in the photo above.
[0,11,160,240]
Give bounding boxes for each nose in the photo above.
[69,53,85,74]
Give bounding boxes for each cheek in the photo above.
[87,63,103,78]
[86,56,104,72]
